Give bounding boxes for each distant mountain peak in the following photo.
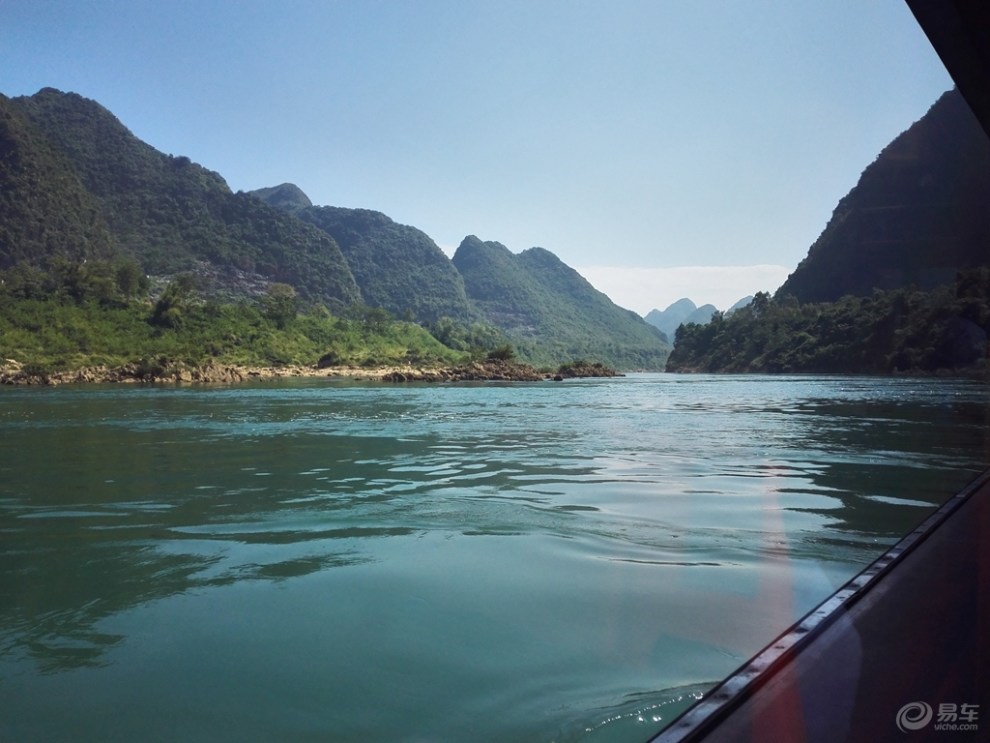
[726,296,753,314]
[664,298,697,314]
[644,298,710,339]
[249,183,312,213]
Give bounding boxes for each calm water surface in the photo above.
[1,374,988,742]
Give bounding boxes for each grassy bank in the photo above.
[0,293,466,375]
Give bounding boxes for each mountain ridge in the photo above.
[777,88,990,303]
[644,297,747,340]
[0,86,668,370]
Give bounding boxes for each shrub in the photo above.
[317,350,344,368]
[486,344,516,361]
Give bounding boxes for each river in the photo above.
[1,374,988,741]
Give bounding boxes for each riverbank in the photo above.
[0,358,623,386]
[0,358,422,386]
[381,359,625,382]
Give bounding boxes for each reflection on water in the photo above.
[0,375,987,741]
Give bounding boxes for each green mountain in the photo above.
[778,88,990,303]
[452,236,669,369]
[3,89,360,308]
[253,191,667,368]
[251,193,476,323]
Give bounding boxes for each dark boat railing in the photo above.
[647,468,990,742]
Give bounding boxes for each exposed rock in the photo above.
[382,359,545,383]
[0,358,623,386]
[0,359,246,385]
[381,358,622,383]
[554,362,624,379]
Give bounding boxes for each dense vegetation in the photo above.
[779,89,990,303]
[666,269,990,375]
[0,259,464,373]
[3,89,361,308]
[285,203,477,323]
[0,95,116,266]
[453,236,670,369]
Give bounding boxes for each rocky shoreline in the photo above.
[0,358,623,386]
[0,359,401,386]
[381,359,624,382]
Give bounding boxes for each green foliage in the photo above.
[248,183,312,214]
[0,261,50,299]
[0,256,147,306]
[0,93,116,269]
[428,316,510,356]
[0,280,466,373]
[150,274,197,329]
[486,344,516,361]
[667,271,990,375]
[260,283,298,329]
[346,304,393,334]
[115,259,147,297]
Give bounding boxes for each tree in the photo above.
[486,344,516,361]
[348,304,392,334]
[0,262,49,299]
[150,274,197,328]
[750,291,771,317]
[114,259,146,298]
[261,283,298,329]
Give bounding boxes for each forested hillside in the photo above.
[3,89,361,308]
[266,199,477,324]
[0,257,466,380]
[1,86,670,371]
[453,236,669,369]
[0,95,115,266]
[778,89,990,303]
[249,183,312,214]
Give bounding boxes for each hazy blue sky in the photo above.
[2,0,951,313]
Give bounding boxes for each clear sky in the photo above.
[2,0,952,314]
